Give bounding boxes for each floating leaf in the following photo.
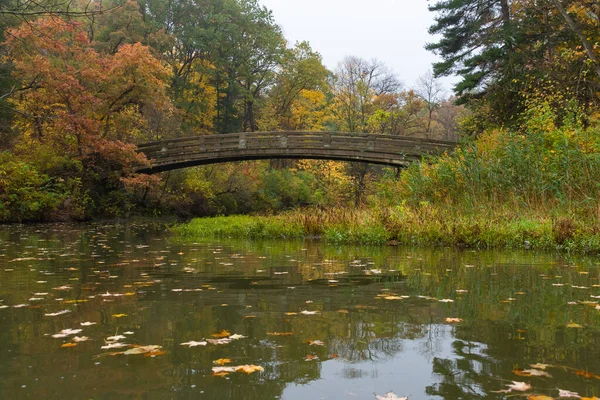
[180,341,207,347]
[207,338,231,345]
[123,345,162,355]
[45,310,72,317]
[528,396,554,400]
[112,314,127,318]
[308,340,325,346]
[375,392,408,400]
[558,389,581,398]
[513,369,552,378]
[60,343,77,348]
[212,330,230,338]
[507,381,532,391]
[229,334,246,340]
[212,365,263,375]
[530,363,551,370]
[214,358,232,365]
[300,310,319,315]
[445,318,463,323]
[267,332,293,336]
[566,322,584,329]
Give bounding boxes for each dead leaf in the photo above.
[513,369,552,378]
[566,322,584,329]
[507,381,532,391]
[180,341,207,347]
[308,340,325,346]
[528,396,554,400]
[112,314,127,318]
[60,343,77,348]
[445,318,463,323]
[212,330,230,338]
[558,388,581,398]
[375,392,408,400]
[267,332,293,336]
[214,358,232,365]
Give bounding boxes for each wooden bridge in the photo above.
[136,131,457,174]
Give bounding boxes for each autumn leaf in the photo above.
[308,340,325,346]
[558,388,581,398]
[528,396,554,400]
[267,332,293,336]
[375,392,408,400]
[566,322,584,328]
[507,381,532,391]
[180,341,207,347]
[212,330,230,338]
[112,314,128,318]
[60,342,77,348]
[513,369,552,378]
[445,318,463,323]
[214,358,232,365]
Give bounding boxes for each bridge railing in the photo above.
[137,131,456,167]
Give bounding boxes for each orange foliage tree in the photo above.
[5,17,172,188]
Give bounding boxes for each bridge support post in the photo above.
[323,132,331,149]
[239,133,247,149]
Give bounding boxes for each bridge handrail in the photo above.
[137,131,458,149]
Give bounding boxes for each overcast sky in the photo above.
[259,0,456,92]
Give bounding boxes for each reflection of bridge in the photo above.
[136,131,457,174]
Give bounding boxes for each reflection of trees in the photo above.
[3,223,600,399]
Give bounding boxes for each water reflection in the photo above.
[0,221,599,399]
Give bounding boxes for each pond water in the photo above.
[0,221,600,399]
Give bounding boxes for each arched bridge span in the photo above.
[136,131,457,174]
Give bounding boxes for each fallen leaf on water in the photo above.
[383,296,405,300]
[45,310,71,317]
[229,334,246,340]
[558,388,581,398]
[528,396,554,400]
[212,365,263,375]
[101,342,129,349]
[581,397,599,400]
[375,392,408,400]
[507,381,532,391]
[308,340,325,346]
[207,338,231,345]
[180,341,207,347]
[285,312,298,316]
[445,318,463,323]
[300,310,319,315]
[106,335,126,342]
[52,328,82,338]
[513,369,552,378]
[438,299,454,303]
[236,365,264,374]
[112,314,127,318]
[574,370,595,379]
[214,358,232,365]
[212,371,230,377]
[123,345,162,355]
[304,355,319,361]
[530,363,551,370]
[212,330,230,338]
[72,336,89,343]
[566,322,584,329]
[80,322,96,326]
[60,343,77,348]
[267,332,293,336]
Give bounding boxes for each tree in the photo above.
[333,56,401,132]
[6,17,172,185]
[415,70,445,137]
[269,41,330,130]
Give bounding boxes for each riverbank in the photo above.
[172,206,600,252]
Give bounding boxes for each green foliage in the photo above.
[0,152,67,221]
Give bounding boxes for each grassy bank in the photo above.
[175,101,600,252]
[172,206,600,252]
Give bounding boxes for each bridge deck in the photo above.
[136,131,457,173]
